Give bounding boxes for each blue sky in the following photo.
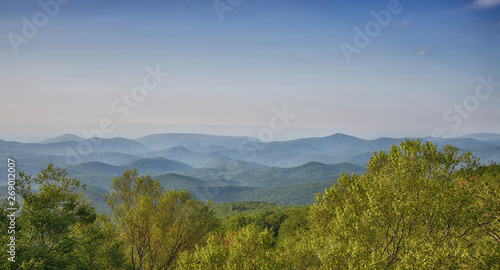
[0,0,499,142]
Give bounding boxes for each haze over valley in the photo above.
[2,132,500,211]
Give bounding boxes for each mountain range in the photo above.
[1,132,500,212]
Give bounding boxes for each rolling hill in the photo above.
[40,133,85,144]
[125,157,192,173]
[176,161,364,187]
[3,132,500,213]
[136,133,256,152]
[211,180,336,205]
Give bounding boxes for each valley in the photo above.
[2,132,500,212]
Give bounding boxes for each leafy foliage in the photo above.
[178,225,277,270]
[0,164,106,269]
[211,201,301,219]
[2,140,499,269]
[308,140,499,269]
[105,169,219,269]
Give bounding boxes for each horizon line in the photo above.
[2,131,500,144]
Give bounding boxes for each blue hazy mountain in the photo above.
[125,157,192,173]
[136,133,257,151]
[456,133,500,141]
[65,158,191,178]
[144,146,225,168]
[40,133,85,144]
[5,133,500,170]
[3,132,500,212]
[1,137,151,156]
[176,161,365,187]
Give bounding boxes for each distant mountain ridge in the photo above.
[456,133,500,141]
[136,133,257,152]
[2,132,500,211]
[40,133,85,144]
[3,132,500,170]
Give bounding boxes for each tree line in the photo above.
[1,140,499,269]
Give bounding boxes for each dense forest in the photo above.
[1,140,499,269]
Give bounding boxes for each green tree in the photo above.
[309,140,499,269]
[70,213,129,269]
[178,224,276,270]
[0,164,98,269]
[106,169,218,269]
[473,164,500,269]
[276,206,309,244]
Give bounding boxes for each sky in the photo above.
[0,0,499,142]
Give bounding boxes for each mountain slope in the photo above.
[145,146,223,168]
[125,157,192,174]
[457,133,500,141]
[65,161,126,177]
[155,173,207,191]
[210,180,336,205]
[1,137,151,157]
[176,161,365,187]
[40,133,84,144]
[136,133,256,152]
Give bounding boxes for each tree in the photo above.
[0,164,98,269]
[309,140,499,269]
[473,164,500,269]
[178,224,276,270]
[70,213,129,269]
[106,169,218,269]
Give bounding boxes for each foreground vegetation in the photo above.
[1,140,499,269]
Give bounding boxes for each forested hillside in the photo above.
[1,140,499,269]
[2,133,500,210]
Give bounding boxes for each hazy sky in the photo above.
[1,0,499,142]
